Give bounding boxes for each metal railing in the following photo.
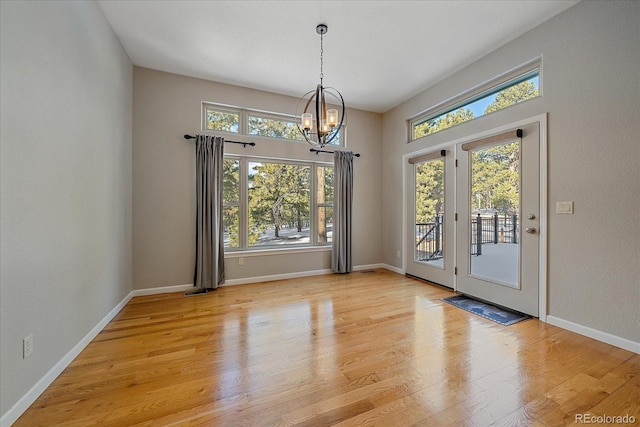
[415,215,443,261]
[414,213,518,259]
[471,213,518,255]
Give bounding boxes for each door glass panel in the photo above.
[469,141,520,286]
[414,158,445,267]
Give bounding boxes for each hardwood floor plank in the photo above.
[13,270,639,426]
[489,395,563,427]
[576,383,640,425]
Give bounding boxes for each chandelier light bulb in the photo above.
[301,113,313,131]
[327,109,338,127]
[320,119,329,134]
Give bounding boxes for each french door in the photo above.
[407,121,542,317]
[406,149,455,288]
[456,123,540,316]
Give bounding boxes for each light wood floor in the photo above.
[15,270,639,426]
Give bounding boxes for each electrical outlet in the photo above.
[238,257,245,266]
[23,334,33,359]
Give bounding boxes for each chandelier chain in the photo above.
[319,31,324,84]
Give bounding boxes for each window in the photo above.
[247,113,301,141]
[205,100,337,250]
[410,66,540,141]
[203,104,240,133]
[316,165,333,244]
[223,157,333,250]
[248,161,310,246]
[223,159,240,248]
[203,102,344,146]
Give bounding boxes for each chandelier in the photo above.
[296,24,346,148]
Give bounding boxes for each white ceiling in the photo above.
[98,0,578,113]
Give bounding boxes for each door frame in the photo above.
[402,113,548,321]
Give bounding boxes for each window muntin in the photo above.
[204,105,240,133]
[411,68,539,141]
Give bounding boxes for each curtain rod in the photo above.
[310,148,361,157]
[461,128,522,152]
[184,134,256,147]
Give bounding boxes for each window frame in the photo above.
[409,60,541,142]
[224,155,334,252]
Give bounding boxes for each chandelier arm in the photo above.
[303,93,314,114]
[321,89,328,145]
[295,89,320,146]
[319,87,346,146]
[321,85,327,139]
[315,84,322,141]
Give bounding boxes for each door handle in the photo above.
[525,227,537,234]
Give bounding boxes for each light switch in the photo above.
[556,201,574,214]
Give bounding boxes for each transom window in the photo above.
[204,105,239,133]
[410,65,540,141]
[203,102,343,146]
[247,113,300,140]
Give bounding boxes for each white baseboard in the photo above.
[130,265,401,295]
[353,263,385,271]
[546,315,640,354]
[380,263,404,275]
[223,264,399,286]
[0,291,134,427]
[223,269,333,286]
[132,283,195,296]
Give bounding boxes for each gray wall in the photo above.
[132,67,383,289]
[0,1,132,418]
[382,1,640,342]
[2,0,637,422]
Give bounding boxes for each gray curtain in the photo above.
[331,150,354,273]
[194,135,225,289]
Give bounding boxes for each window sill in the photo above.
[225,245,331,258]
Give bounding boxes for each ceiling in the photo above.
[98,1,578,113]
